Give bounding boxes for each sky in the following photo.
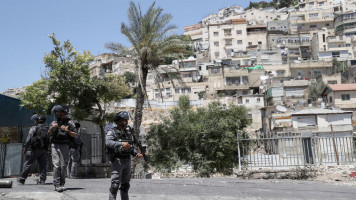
[0,0,257,92]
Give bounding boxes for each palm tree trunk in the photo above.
[133,67,148,139]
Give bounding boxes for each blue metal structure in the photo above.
[0,94,54,127]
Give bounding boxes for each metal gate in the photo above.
[0,143,23,177]
[239,135,356,168]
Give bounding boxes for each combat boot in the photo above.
[17,178,25,185]
[36,179,46,185]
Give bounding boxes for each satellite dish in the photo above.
[259,85,264,90]
[276,105,287,113]
[260,75,268,81]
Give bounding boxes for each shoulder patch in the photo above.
[106,129,116,136]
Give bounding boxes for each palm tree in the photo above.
[105,1,190,138]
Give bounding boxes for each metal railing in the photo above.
[239,135,356,169]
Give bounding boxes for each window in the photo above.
[309,13,319,19]
[257,98,260,103]
[237,40,243,44]
[214,52,220,57]
[247,114,253,122]
[214,41,219,46]
[214,32,219,36]
[314,70,321,74]
[246,99,249,104]
[342,94,350,101]
[319,2,324,6]
[236,30,242,34]
[225,39,232,46]
[175,88,180,93]
[211,68,220,74]
[310,24,317,28]
[258,41,262,45]
[248,42,252,46]
[329,96,333,103]
[277,70,285,76]
[332,52,340,57]
[155,93,161,98]
[326,23,330,27]
[166,88,170,92]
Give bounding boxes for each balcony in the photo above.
[290,61,332,69]
[223,82,249,90]
[300,41,311,46]
[335,16,356,28]
[179,67,198,72]
[327,36,345,43]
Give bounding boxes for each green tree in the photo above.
[123,71,136,85]
[20,79,52,114]
[148,100,251,177]
[332,58,348,73]
[105,2,190,138]
[308,81,326,101]
[178,95,190,111]
[198,91,206,99]
[21,34,130,163]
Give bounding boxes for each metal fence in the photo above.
[80,131,109,165]
[0,143,23,178]
[239,135,356,169]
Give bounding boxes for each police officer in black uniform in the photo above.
[48,105,77,192]
[17,114,49,185]
[106,111,143,200]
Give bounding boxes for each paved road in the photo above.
[1,177,356,200]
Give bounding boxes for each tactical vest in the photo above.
[30,124,50,150]
[107,126,135,158]
[52,118,73,144]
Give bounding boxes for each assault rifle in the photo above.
[117,126,148,162]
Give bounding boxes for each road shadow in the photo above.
[26,183,53,186]
[65,187,84,191]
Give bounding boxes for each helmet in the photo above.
[31,114,46,123]
[114,111,130,122]
[51,105,69,114]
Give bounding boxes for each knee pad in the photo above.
[110,181,120,194]
[120,183,130,193]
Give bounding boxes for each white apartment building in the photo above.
[89,54,135,79]
[208,19,247,60]
[298,0,343,11]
